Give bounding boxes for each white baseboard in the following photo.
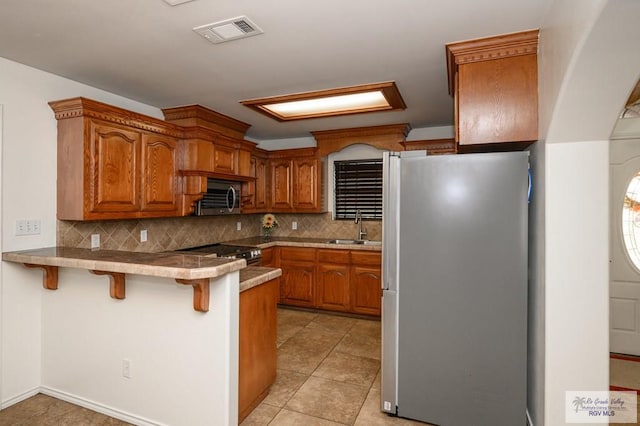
[1,386,40,409]
[39,386,164,426]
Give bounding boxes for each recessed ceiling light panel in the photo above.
[193,16,264,44]
[240,82,406,121]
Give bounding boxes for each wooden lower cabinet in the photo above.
[276,247,382,316]
[317,263,351,312]
[350,266,382,316]
[279,247,315,307]
[239,277,279,422]
[279,261,315,307]
[261,247,275,267]
[350,251,383,316]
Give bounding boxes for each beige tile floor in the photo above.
[241,307,425,426]
[610,356,640,426]
[7,308,639,425]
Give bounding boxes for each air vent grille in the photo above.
[233,19,255,34]
[193,16,263,44]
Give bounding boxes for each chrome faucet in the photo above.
[355,209,367,241]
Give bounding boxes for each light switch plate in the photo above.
[292,221,298,230]
[91,234,100,249]
[140,230,148,242]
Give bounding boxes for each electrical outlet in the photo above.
[140,229,148,242]
[122,359,132,379]
[91,234,100,249]
[292,221,297,230]
[237,221,242,231]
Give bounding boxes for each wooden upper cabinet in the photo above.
[241,153,268,213]
[293,158,320,211]
[89,120,141,214]
[50,97,183,220]
[446,30,539,149]
[213,143,237,175]
[140,134,179,213]
[267,149,322,213]
[254,156,268,210]
[270,159,293,210]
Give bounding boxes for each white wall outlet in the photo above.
[237,221,242,231]
[122,358,132,379]
[16,219,42,236]
[292,221,298,230]
[140,229,148,242]
[91,234,100,249]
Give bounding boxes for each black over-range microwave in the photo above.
[194,179,241,216]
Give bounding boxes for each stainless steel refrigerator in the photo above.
[381,151,528,425]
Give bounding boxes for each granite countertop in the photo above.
[225,236,383,251]
[2,247,245,280]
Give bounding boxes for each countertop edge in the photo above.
[2,248,246,280]
[239,267,282,293]
[225,238,383,251]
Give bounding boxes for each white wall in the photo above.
[545,140,610,424]
[536,0,640,424]
[40,270,239,426]
[0,57,162,407]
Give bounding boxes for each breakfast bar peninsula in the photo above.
[2,247,280,426]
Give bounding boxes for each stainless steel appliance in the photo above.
[177,243,262,266]
[194,179,241,216]
[381,151,528,425]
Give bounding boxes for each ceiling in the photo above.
[0,0,552,142]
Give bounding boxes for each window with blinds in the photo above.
[334,158,383,220]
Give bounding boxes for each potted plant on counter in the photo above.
[261,213,278,240]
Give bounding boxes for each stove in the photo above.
[177,243,262,265]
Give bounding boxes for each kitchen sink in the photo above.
[327,239,359,244]
[327,239,382,246]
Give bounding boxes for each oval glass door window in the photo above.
[622,172,640,270]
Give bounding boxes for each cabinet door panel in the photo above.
[270,160,293,210]
[317,264,350,312]
[457,54,537,145]
[293,158,319,210]
[90,121,140,213]
[255,157,268,209]
[280,261,315,307]
[261,247,275,267]
[241,157,257,211]
[141,134,178,212]
[213,144,237,175]
[351,265,382,316]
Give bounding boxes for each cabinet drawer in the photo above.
[317,249,350,264]
[280,247,315,262]
[351,251,381,266]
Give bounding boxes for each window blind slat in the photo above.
[334,158,383,220]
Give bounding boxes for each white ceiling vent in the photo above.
[163,0,195,6]
[193,16,264,44]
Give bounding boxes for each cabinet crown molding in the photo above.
[312,123,411,157]
[48,97,184,138]
[445,29,539,95]
[162,104,251,139]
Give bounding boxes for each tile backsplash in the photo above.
[57,212,382,252]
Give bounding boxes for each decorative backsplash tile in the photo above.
[57,212,382,252]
